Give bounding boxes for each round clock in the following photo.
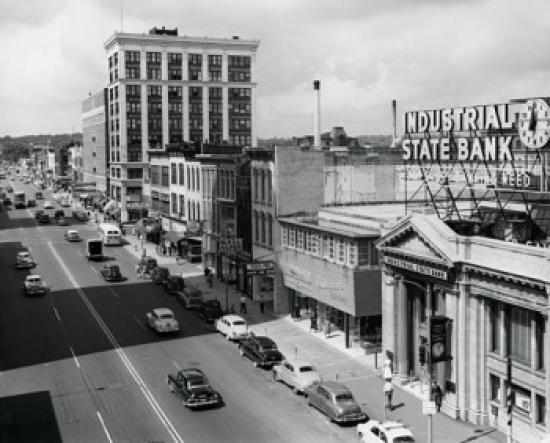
[431,342,445,359]
[518,99,550,149]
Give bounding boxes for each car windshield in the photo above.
[188,379,208,388]
[394,437,415,443]
[160,314,174,319]
[260,343,277,351]
[28,278,41,284]
[299,366,314,373]
[335,393,354,402]
[232,320,245,326]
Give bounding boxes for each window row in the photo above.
[229,135,251,146]
[230,88,251,98]
[253,211,273,248]
[253,169,272,204]
[229,71,251,82]
[228,55,251,68]
[217,168,236,200]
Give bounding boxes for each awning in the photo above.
[164,231,186,244]
[103,200,115,213]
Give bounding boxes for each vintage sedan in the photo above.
[15,251,36,269]
[196,299,223,323]
[100,264,123,282]
[273,358,321,394]
[163,275,184,295]
[146,308,180,334]
[175,286,203,310]
[64,230,81,242]
[215,315,249,341]
[304,381,367,424]
[167,368,223,409]
[57,216,69,226]
[43,200,54,209]
[151,266,170,285]
[239,335,284,368]
[357,420,415,443]
[24,274,48,296]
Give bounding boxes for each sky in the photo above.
[1,0,550,138]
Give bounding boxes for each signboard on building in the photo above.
[384,256,448,280]
[219,237,243,254]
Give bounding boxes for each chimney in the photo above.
[392,99,397,139]
[313,80,321,148]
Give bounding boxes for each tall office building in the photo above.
[104,26,259,221]
[82,89,109,192]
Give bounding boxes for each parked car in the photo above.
[38,213,50,224]
[54,209,65,219]
[175,286,203,310]
[34,209,44,220]
[239,335,284,368]
[151,266,170,285]
[304,381,367,424]
[357,420,415,443]
[26,199,36,207]
[3,197,12,206]
[57,216,69,226]
[272,358,321,394]
[196,299,223,323]
[100,264,123,282]
[145,308,180,334]
[24,274,48,296]
[15,251,36,269]
[43,200,54,209]
[167,368,223,409]
[73,210,88,221]
[137,256,158,275]
[215,315,249,341]
[35,191,43,200]
[163,275,185,295]
[64,230,81,242]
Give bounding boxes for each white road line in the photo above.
[96,411,114,443]
[89,265,99,275]
[172,360,181,370]
[53,307,61,322]
[48,242,184,443]
[69,346,81,369]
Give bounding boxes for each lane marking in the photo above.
[89,265,99,275]
[108,287,119,298]
[48,242,184,443]
[53,306,61,322]
[96,411,114,443]
[69,346,81,369]
[172,360,181,371]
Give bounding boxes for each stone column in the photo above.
[467,294,487,425]
[396,277,409,378]
[457,277,469,421]
[381,271,396,364]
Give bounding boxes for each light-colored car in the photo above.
[15,251,36,269]
[24,274,48,295]
[43,200,54,209]
[304,381,367,424]
[146,308,180,334]
[357,420,415,443]
[214,314,249,341]
[64,230,81,242]
[273,358,321,394]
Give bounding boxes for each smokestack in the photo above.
[313,80,321,147]
[392,99,397,139]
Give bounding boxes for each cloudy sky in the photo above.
[1,0,550,138]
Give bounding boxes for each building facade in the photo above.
[82,89,109,192]
[103,26,259,222]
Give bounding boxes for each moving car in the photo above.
[64,230,81,242]
[196,299,223,323]
[163,275,184,295]
[145,308,180,334]
[151,266,170,285]
[357,420,415,443]
[57,216,69,226]
[26,199,36,207]
[86,239,103,260]
[43,201,54,209]
[38,213,50,224]
[167,368,223,409]
[73,210,88,221]
[15,251,36,269]
[304,381,367,424]
[215,315,249,341]
[136,256,158,275]
[24,274,48,296]
[239,335,284,368]
[100,264,123,281]
[175,286,203,310]
[273,358,321,394]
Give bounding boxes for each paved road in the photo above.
[0,179,358,443]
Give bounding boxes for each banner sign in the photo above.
[384,256,448,280]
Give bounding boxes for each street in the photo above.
[0,179,358,442]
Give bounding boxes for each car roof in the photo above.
[283,357,314,368]
[17,251,30,256]
[368,420,414,438]
[223,314,246,322]
[320,381,352,394]
[27,274,41,279]
[153,308,174,316]
[67,229,78,234]
[253,336,276,347]
[180,368,206,379]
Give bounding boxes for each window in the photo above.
[178,163,184,185]
[128,168,143,179]
[536,314,545,370]
[179,195,185,216]
[281,226,288,246]
[288,228,296,248]
[489,374,500,403]
[537,395,546,425]
[328,236,334,259]
[337,239,346,263]
[261,213,266,244]
[508,307,531,365]
[171,163,177,185]
[171,193,177,213]
[297,230,304,250]
[348,243,358,267]
[267,215,273,247]
[196,168,200,191]
[161,166,169,187]
[489,300,500,353]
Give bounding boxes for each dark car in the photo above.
[167,368,223,409]
[38,213,50,224]
[175,286,203,310]
[137,256,158,275]
[6,186,13,193]
[3,197,12,206]
[163,275,184,294]
[100,264,123,281]
[304,381,367,424]
[196,299,223,323]
[239,335,284,368]
[35,209,44,220]
[57,216,69,226]
[27,199,36,207]
[151,266,170,285]
[54,209,65,219]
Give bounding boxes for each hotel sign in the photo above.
[384,256,448,280]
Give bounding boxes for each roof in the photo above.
[278,216,379,238]
[153,308,174,317]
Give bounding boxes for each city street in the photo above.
[0,179,358,442]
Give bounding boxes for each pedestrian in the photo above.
[240,294,247,314]
[384,380,394,411]
[310,312,318,332]
[432,383,442,412]
[259,294,265,314]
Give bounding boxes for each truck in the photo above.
[86,239,103,261]
[14,191,25,209]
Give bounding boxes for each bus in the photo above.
[98,223,122,246]
[14,191,26,209]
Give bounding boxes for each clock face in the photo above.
[518,99,550,150]
[431,342,445,358]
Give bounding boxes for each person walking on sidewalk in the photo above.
[240,295,247,314]
[384,380,393,411]
[259,294,265,314]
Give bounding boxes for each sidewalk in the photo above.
[119,232,505,443]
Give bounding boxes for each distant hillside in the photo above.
[0,133,82,162]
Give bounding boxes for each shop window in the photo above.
[489,374,500,403]
[537,395,546,425]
